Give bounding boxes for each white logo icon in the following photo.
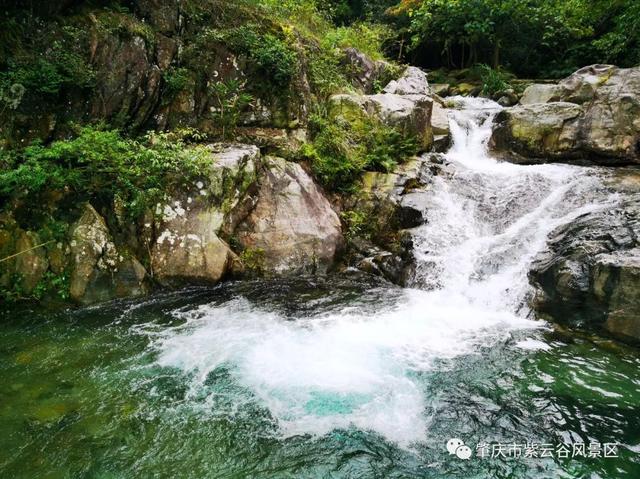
[447,438,472,460]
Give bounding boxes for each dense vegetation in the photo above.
[1,0,639,214]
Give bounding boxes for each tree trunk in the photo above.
[492,41,500,68]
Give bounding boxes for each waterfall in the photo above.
[145,97,619,447]
[409,96,617,315]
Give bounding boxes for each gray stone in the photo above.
[236,157,343,274]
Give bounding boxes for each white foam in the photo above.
[148,290,539,447]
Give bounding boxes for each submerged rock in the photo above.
[236,157,343,273]
[529,193,640,342]
[493,65,640,165]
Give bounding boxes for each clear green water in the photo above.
[1,276,639,479]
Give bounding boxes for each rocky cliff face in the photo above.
[492,65,640,165]
[0,144,348,304]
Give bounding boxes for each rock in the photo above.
[431,83,450,97]
[342,47,396,94]
[529,193,640,342]
[69,204,147,305]
[366,93,433,148]
[383,67,430,96]
[151,144,260,284]
[398,191,430,228]
[134,0,179,34]
[329,66,434,150]
[520,84,564,105]
[492,102,584,163]
[14,231,49,294]
[342,155,439,285]
[431,102,450,136]
[451,83,479,96]
[90,34,162,130]
[236,157,343,274]
[494,65,640,165]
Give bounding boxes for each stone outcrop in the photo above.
[529,190,640,342]
[69,204,148,305]
[150,144,259,285]
[492,65,640,165]
[341,154,440,285]
[236,157,343,273]
[329,66,434,150]
[1,144,346,305]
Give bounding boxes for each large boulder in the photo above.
[329,67,434,151]
[492,102,584,163]
[69,204,147,305]
[529,191,640,342]
[236,157,343,273]
[151,144,259,284]
[493,65,640,165]
[383,67,430,96]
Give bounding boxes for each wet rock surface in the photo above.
[530,187,640,342]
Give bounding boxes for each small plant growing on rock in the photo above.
[210,79,254,140]
[240,247,266,275]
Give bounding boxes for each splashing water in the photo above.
[145,97,619,447]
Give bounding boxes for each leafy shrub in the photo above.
[210,79,254,139]
[162,67,193,99]
[323,23,391,61]
[214,25,299,87]
[304,111,418,191]
[340,209,371,240]
[1,25,95,97]
[0,126,212,218]
[476,64,512,96]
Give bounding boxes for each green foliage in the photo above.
[213,25,299,87]
[305,111,418,191]
[388,0,640,77]
[240,247,266,274]
[340,209,371,240]
[210,80,254,140]
[476,64,512,96]
[162,68,193,99]
[0,126,212,219]
[323,23,392,60]
[32,271,71,301]
[1,270,70,303]
[1,25,95,97]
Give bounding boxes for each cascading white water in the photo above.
[410,97,618,313]
[144,97,619,447]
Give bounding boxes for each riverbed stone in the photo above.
[69,204,147,304]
